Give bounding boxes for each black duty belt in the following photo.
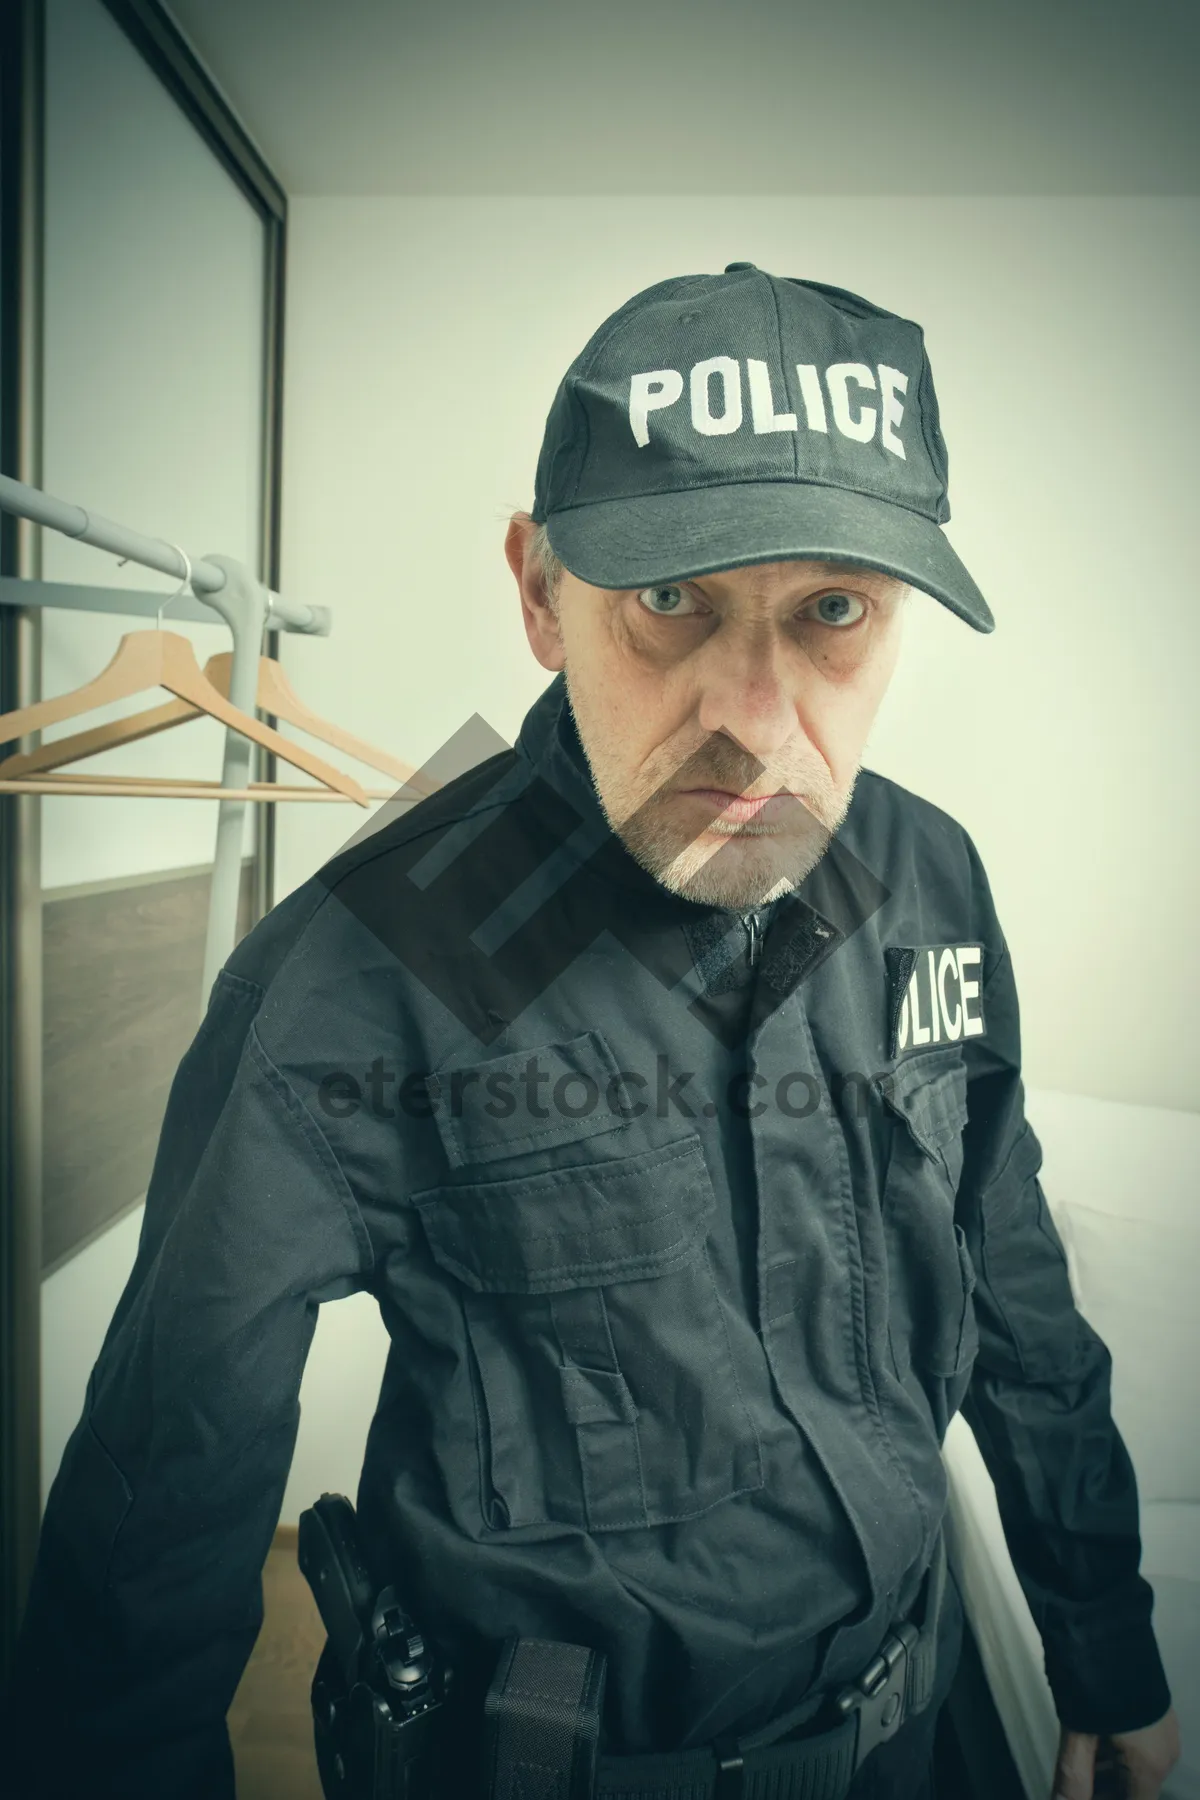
[481,1530,949,1800]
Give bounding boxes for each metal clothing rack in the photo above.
[0,471,333,1007]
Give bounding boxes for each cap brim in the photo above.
[545,482,994,632]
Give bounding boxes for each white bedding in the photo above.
[943,1087,1200,1799]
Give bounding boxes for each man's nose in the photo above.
[693,631,805,766]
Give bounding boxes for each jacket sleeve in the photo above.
[0,967,374,1800]
[955,862,1172,1737]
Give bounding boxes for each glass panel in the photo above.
[37,0,270,1302]
[40,0,266,892]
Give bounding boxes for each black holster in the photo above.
[299,1494,455,1800]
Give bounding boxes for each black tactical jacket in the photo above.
[3,671,1171,1798]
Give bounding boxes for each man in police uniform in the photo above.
[1,267,1182,1800]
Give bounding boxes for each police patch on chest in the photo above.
[884,944,986,1061]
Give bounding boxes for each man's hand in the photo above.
[1052,1709,1181,1800]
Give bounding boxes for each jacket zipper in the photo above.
[743,910,762,967]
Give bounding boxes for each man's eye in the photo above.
[636,584,702,617]
[807,592,866,628]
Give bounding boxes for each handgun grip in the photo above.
[298,1493,377,1690]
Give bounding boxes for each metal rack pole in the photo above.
[190,553,267,1007]
[0,472,330,634]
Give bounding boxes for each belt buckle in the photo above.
[833,1618,919,1771]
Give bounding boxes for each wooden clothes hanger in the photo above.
[205,652,438,794]
[0,628,370,806]
[0,774,393,801]
[0,647,439,800]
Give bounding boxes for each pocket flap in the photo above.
[874,1052,968,1161]
[413,1134,714,1293]
[424,1029,633,1170]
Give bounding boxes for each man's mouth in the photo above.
[679,786,804,824]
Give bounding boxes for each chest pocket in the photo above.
[872,1051,978,1391]
[413,1133,764,1534]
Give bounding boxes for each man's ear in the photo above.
[506,512,565,672]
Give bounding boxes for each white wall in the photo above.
[275,194,1200,1114]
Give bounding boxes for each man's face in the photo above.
[508,516,909,911]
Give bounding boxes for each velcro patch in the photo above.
[884,944,987,1061]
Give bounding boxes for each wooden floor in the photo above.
[228,1527,327,1800]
